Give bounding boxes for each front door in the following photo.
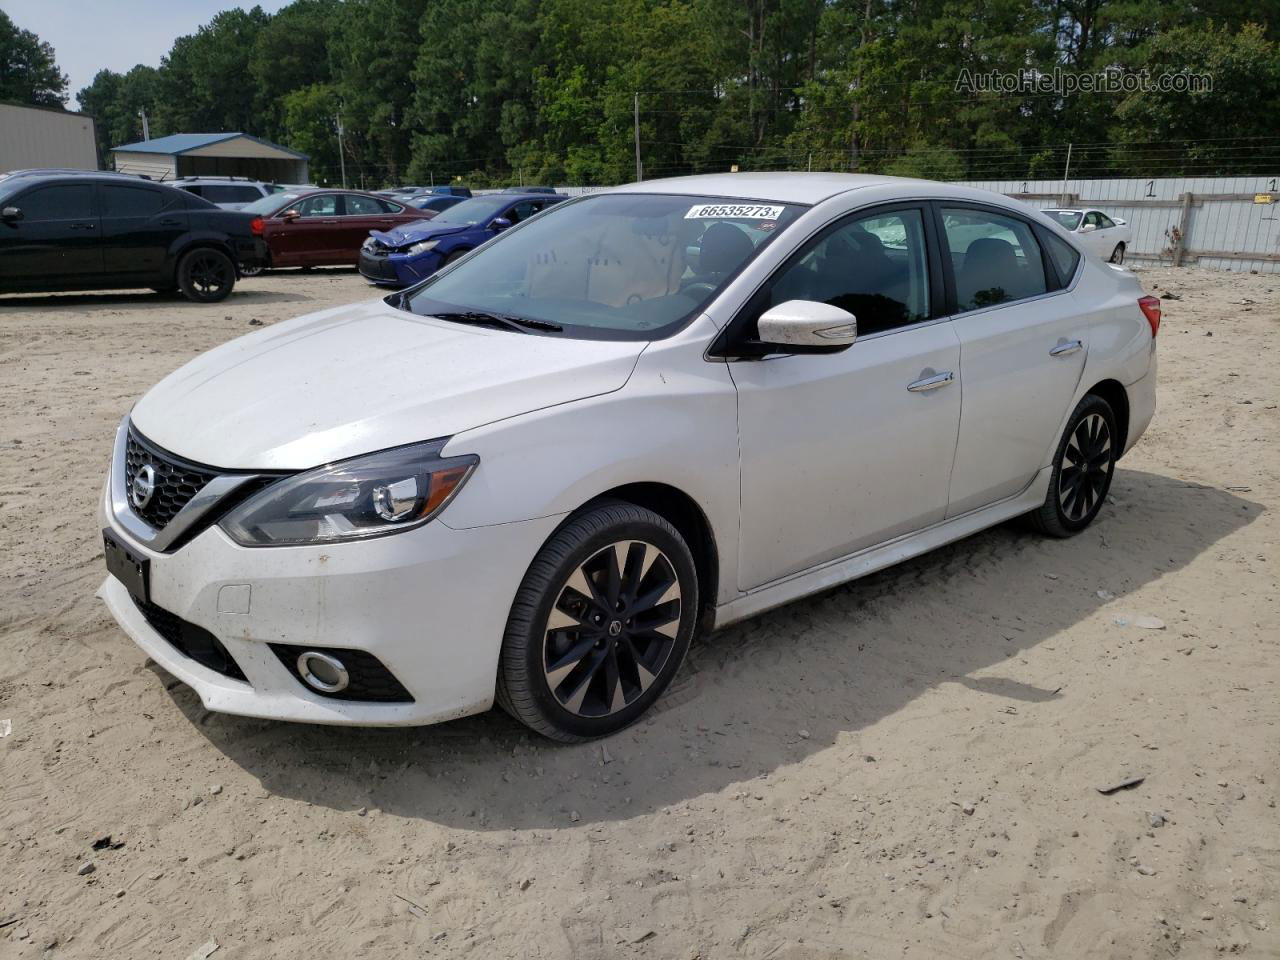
[938,204,1089,515]
[732,206,963,590]
[270,193,343,266]
[0,182,102,286]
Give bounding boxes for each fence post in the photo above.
[1173,192,1193,266]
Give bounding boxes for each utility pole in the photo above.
[335,111,348,188]
[1059,142,1072,205]
[633,92,642,182]
[138,109,150,141]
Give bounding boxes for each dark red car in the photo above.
[241,189,427,270]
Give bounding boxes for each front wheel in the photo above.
[1109,242,1125,264]
[1027,393,1119,537]
[496,502,698,741]
[176,248,236,302]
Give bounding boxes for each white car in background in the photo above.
[1042,208,1132,263]
[99,173,1159,741]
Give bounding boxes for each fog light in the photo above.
[297,651,349,693]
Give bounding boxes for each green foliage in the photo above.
[62,0,1280,183]
[0,9,68,107]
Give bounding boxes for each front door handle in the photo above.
[1050,339,1084,357]
[907,371,955,392]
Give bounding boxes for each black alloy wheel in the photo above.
[497,502,698,741]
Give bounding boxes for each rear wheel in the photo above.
[1027,393,1118,537]
[496,502,698,741]
[176,248,236,302]
[1109,242,1125,264]
[239,263,264,277]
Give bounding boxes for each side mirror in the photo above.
[281,209,301,222]
[490,217,512,231]
[1,206,22,222]
[754,300,857,354]
[1080,223,1096,233]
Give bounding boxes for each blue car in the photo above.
[359,193,566,287]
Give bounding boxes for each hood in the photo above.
[368,219,469,249]
[130,299,645,470]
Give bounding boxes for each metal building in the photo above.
[110,133,309,184]
[0,101,98,171]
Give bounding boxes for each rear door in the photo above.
[336,193,400,262]
[0,182,102,285]
[939,203,1089,516]
[98,182,184,281]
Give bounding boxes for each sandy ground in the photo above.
[0,264,1276,960]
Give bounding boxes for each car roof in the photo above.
[607,172,938,205]
[1042,208,1086,214]
[491,192,567,201]
[0,168,157,185]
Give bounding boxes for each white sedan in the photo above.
[99,173,1159,741]
[1042,207,1132,263]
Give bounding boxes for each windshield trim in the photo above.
[398,192,811,343]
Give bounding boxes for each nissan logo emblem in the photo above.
[131,464,157,510]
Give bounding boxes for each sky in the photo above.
[4,0,293,109]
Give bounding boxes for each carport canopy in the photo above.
[111,133,309,184]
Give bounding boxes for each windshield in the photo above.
[403,193,806,340]
[242,192,299,215]
[430,196,516,225]
[1043,210,1082,230]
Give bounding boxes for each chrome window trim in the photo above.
[108,417,262,552]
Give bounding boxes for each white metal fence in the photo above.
[957,176,1280,274]
[533,175,1280,274]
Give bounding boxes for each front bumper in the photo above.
[98,477,561,726]
[358,247,442,287]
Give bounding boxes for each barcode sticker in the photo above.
[685,203,785,220]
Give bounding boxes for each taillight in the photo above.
[1137,295,1160,337]
[250,216,264,236]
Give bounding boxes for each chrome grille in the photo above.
[124,429,217,529]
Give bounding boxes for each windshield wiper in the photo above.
[430,311,562,333]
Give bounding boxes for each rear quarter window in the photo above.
[1039,230,1082,289]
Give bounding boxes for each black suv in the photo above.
[0,170,268,302]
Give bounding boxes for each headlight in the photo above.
[407,239,439,255]
[220,440,477,547]
[362,237,377,251]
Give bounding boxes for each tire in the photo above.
[496,502,699,741]
[239,263,264,278]
[176,248,236,303]
[1109,242,1125,264]
[1027,393,1119,538]
[443,249,470,266]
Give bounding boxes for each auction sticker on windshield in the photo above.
[685,203,785,220]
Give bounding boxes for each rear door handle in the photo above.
[159,218,181,226]
[71,222,96,230]
[907,371,955,392]
[321,218,339,224]
[1050,339,1084,357]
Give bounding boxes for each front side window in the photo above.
[1082,211,1101,228]
[101,185,167,217]
[295,194,338,217]
[404,193,806,340]
[15,184,93,221]
[764,208,931,337]
[941,208,1047,311]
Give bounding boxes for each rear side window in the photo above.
[1040,230,1081,289]
[941,208,1047,312]
[343,194,384,215]
[201,185,263,203]
[101,185,166,217]
[15,184,93,221]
